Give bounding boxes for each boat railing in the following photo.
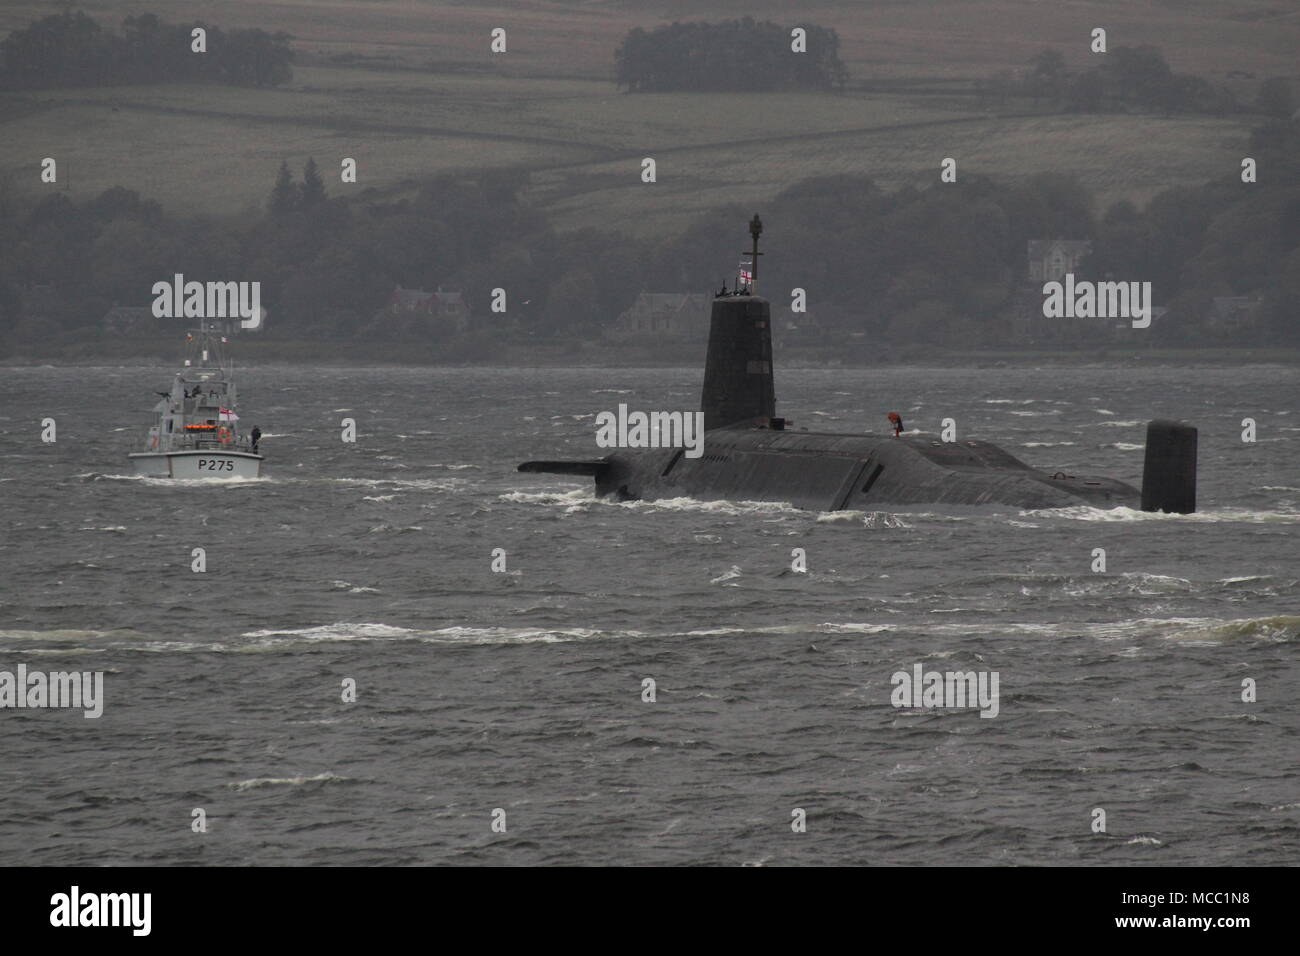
[132,433,260,455]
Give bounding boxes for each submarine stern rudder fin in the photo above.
[1140,420,1197,514]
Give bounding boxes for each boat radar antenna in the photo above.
[743,214,762,295]
[184,324,231,373]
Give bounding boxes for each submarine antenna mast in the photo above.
[745,214,762,295]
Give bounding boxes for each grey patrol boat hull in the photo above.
[128,449,263,479]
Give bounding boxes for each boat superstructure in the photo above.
[127,326,263,478]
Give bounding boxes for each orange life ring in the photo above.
[218,426,232,443]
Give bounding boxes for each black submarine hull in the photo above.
[581,427,1139,512]
[519,288,1195,514]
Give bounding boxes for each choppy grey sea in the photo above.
[1,364,1297,865]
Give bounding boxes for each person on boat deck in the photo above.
[250,426,261,452]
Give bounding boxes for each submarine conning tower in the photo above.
[701,295,775,431]
[701,214,776,431]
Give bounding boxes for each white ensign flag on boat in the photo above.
[218,407,239,422]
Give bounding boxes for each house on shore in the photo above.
[607,293,711,341]
[101,306,158,335]
[1018,239,1096,345]
[387,285,470,331]
[1027,239,1093,284]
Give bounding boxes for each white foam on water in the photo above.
[1025,505,1300,524]
[710,565,743,584]
[238,622,623,647]
[13,612,1293,655]
[83,472,270,485]
[593,494,801,518]
[230,772,351,792]
[325,476,466,492]
[329,580,382,593]
[861,511,912,528]
[817,622,895,634]
[0,628,115,642]
[139,475,271,486]
[629,495,801,516]
[816,510,864,522]
[242,622,407,642]
[504,486,807,518]
[500,488,592,511]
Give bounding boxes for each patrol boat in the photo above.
[127,326,264,478]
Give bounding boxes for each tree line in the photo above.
[661,119,1297,350]
[615,18,847,93]
[1,119,1296,357]
[0,11,293,90]
[985,45,1294,118]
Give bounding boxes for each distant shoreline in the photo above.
[5,344,1297,369]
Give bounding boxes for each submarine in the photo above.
[520,215,1198,515]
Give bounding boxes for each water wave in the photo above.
[1025,505,1300,523]
[230,772,353,792]
[501,488,804,518]
[2,613,1295,653]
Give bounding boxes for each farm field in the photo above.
[1,0,1293,234]
[2,0,1294,80]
